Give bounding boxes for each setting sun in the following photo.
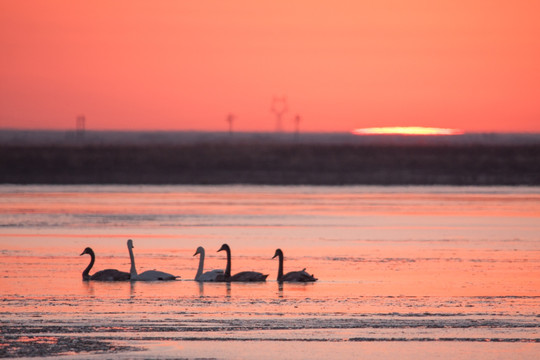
[352,127,464,136]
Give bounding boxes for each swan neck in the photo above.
[277,253,284,280]
[225,248,231,277]
[128,245,137,278]
[195,250,205,280]
[83,251,94,280]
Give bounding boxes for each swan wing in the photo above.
[197,269,225,282]
[135,270,178,281]
[230,271,268,282]
[281,270,317,282]
[90,269,130,281]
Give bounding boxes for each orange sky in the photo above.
[1,1,539,133]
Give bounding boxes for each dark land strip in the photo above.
[1,143,540,185]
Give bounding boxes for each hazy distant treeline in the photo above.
[1,143,540,185]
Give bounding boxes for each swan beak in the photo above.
[217,245,224,252]
[272,253,278,259]
[193,250,199,256]
[79,251,85,256]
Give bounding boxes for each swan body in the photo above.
[127,239,178,281]
[80,247,130,281]
[194,246,224,282]
[272,248,317,282]
[229,271,268,282]
[217,243,268,282]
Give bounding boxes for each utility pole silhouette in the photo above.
[226,113,235,135]
[293,114,301,141]
[271,96,288,132]
[76,115,86,139]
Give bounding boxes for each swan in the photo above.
[217,243,268,282]
[80,247,130,281]
[127,239,178,281]
[272,248,317,282]
[194,246,224,282]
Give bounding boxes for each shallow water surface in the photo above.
[1,185,539,358]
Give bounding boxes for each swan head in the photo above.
[217,243,230,253]
[127,239,134,249]
[272,248,283,259]
[80,247,93,256]
[194,246,204,256]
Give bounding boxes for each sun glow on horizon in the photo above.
[352,127,464,136]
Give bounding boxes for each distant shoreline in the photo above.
[2,142,539,185]
[2,129,540,146]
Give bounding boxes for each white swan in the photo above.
[193,246,224,282]
[80,247,130,281]
[272,248,317,282]
[127,239,178,281]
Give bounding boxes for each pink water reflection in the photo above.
[1,185,539,358]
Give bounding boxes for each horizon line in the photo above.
[3,128,540,135]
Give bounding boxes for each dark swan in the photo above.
[194,246,224,282]
[127,239,178,281]
[272,248,317,282]
[217,243,268,282]
[80,247,130,281]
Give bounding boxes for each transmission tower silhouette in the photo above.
[226,113,235,135]
[270,96,288,132]
[76,115,86,139]
[293,114,301,140]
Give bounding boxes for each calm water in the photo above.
[1,185,539,359]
